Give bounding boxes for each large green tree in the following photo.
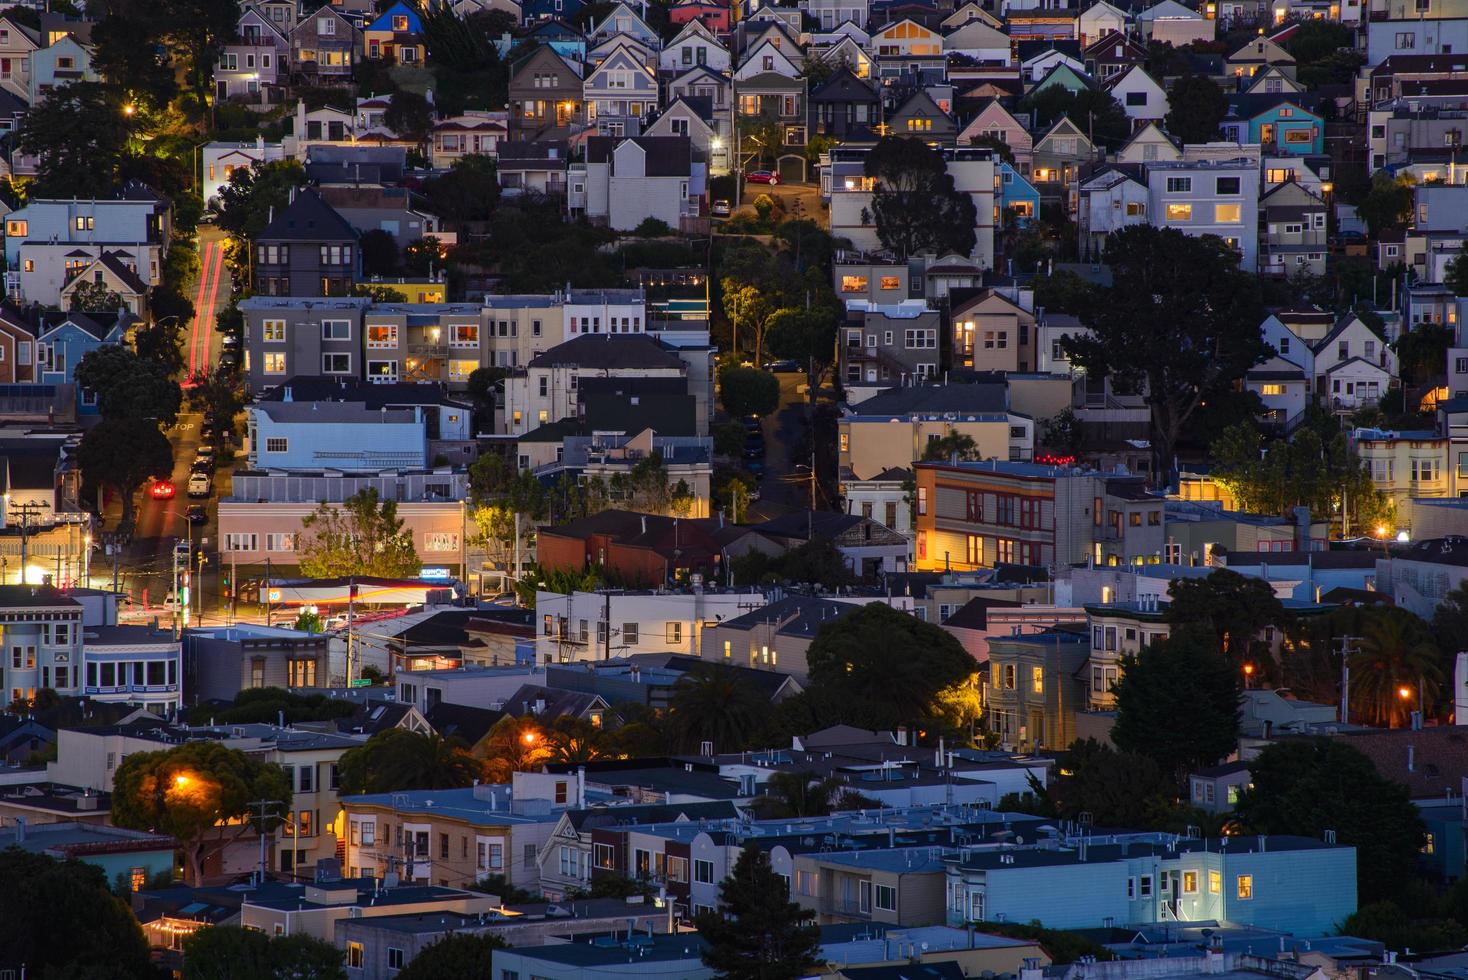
[214,160,310,278]
[396,933,507,980]
[0,848,155,979]
[182,925,346,980]
[1211,422,1391,531]
[1235,738,1425,900]
[667,664,773,753]
[420,154,502,225]
[1042,737,1183,829]
[75,343,182,425]
[1348,607,1442,727]
[1163,75,1228,145]
[864,136,977,258]
[805,602,977,732]
[1112,630,1241,781]
[718,365,781,419]
[1021,86,1130,151]
[337,729,481,795]
[1060,226,1268,484]
[19,82,132,198]
[695,845,822,980]
[1164,568,1285,664]
[1353,172,1415,236]
[111,740,292,885]
[298,488,422,579]
[91,0,180,110]
[78,417,174,535]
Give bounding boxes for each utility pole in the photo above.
[196,550,208,624]
[248,797,285,883]
[264,556,272,627]
[172,539,189,639]
[603,589,612,660]
[1338,635,1359,724]
[6,498,48,584]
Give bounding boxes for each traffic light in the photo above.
[222,574,231,598]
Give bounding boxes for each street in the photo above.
[186,230,228,385]
[748,372,815,522]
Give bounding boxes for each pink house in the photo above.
[668,0,730,35]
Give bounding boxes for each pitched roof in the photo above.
[94,251,150,295]
[585,136,692,177]
[258,189,357,243]
[526,333,684,370]
[809,67,880,103]
[425,701,504,746]
[847,381,1008,417]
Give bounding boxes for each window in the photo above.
[666,622,683,643]
[5,219,25,236]
[1139,875,1153,898]
[347,943,364,968]
[879,276,901,290]
[322,352,350,374]
[424,532,460,552]
[262,320,286,342]
[1183,871,1198,893]
[225,532,258,552]
[263,352,286,374]
[1126,201,1145,217]
[367,323,398,348]
[1236,874,1253,899]
[388,947,405,970]
[451,324,479,347]
[840,275,869,293]
[1031,665,1044,694]
[874,883,897,911]
[368,360,398,383]
[1208,870,1221,894]
[74,215,94,231]
[1216,176,1241,195]
[267,533,297,552]
[1283,128,1312,144]
[265,437,288,453]
[1165,176,1192,193]
[1125,91,1147,106]
[1215,204,1242,223]
[1166,203,1192,221]
[695,859,715,883]
[322,319,350,340]
[916,486,928,515]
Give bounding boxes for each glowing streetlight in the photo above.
[522,730,537,745]
[173,773,191,788]
[1398,685,1413,700]
[123,103,136,117]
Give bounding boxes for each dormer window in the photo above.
[392,14,409,30]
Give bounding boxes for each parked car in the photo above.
[712,199,731,217]
[764,359,800,373]
[149,479,176,500]
[743,435,765,459]
[187,472,212,498]
[195,445,215,464]
[745,459,765,478]
[745,170,780,185]
[185,505,208,525]
[740,415,761,433]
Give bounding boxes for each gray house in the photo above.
[183,624,332,705]
[253,188,360,297]
[239,294,371,393]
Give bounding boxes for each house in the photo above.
[522,18,586,62]
[957,100,1033,174]
[808,34,878,81]
[251,189,358,298]
[839,300,944,394]
[1105,64,1169,123]
[1115,121,1181,164]
[0,14,40,101]
[983,626,1089,750]
[1189,761,1254,813]
[1076,0,1128,46]
[843,466,914,539]
[215,7,289,103]
[36,312,136,412]
[507,45,584,141]
[1028,61,1093,97]
[0,821,176,890]
[521,0,585,23]
[1311,316,1396,410]
[587,1,660,47]
[429,113,507,169]
[873,17,944,60]
[734,37,801,80]
[1136,0,1213,45]
[668,0,730,33]
[1243,65,1303,96]
[0,304,38,384]
[942,20,1011,62]
[1245,355,1310,432]
[502,332,686,435]
[889,90,957,143]
[734,73,810,171]
[1019,46,1086,85]
[1030,116,1095,213]
[1000,163,1041,226]
[751,510,911,578]
[698,595,865,679]
[1260,180,1328,278]
[668,64,731,117]
[951,289,1040,372]
[577,135,701,232]
[496,140,572,196]
[1146,157,1261,272]
[805,0,873,30]
[642,96,719,168]
[584,43,659,138]
[363,2,426,64]
[1225,35,1295,83]
[810,68,881,141]
[1083,31,1148,81]
[28,35,93,102]
[289,6,361,81]
[659,19,729,74]
[912,459,1165,571]
[183,624,333,704]
[1221,95,1324,156]
[56,252,150,318]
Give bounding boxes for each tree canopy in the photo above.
[719,365,781,419]
[1235,738,1425,900]
[864,136,978,258]
[182,925,346,980]
[298,488,422,579]
[1060,226,1267,484]
[111,740,292,884]
[1164,568,1286,664]
[1021,86,1131,151]
[1111,630,1241,780]
[695,845,822,980]
[396,933,507,980]
[78,417,174,536]
[74,344,182,425]
[338,729,481,795]
[805,602,978,732]
[1164,75,1228,145]
[19,82,133,198]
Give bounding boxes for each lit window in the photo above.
[1209,870,1221,894]
[1236,874,1253,899]
[263,352,286,374]
[1166,203,1192,221]
[879,276,901,290]
[1031,666,1044,694]
[1183,871,1198,894]
[841,275,869,293]
[1259,383,1285,395]
[1215,203,1242,223]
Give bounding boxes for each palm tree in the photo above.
[754,770,846,818]
[545,716,607,766]
[666,666,772,753]
[1349,609,1443,727]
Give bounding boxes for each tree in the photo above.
[722,283,776,364]
[91,0,180,110]
[1111,631,1241,781]
[1431,580,1468,660]
[1354,172,1415,236]
[385,89,435,144]
[78,417,174,535]
[666,664,772,753]
[0,848,156,979]
[298,488,422,579]
[294,608,323,633]
[74,344,182,425]
[420,154,501,225]
[1211,422,1391,530]
[719,365,780,419]
[480,714,554,782]
[1235,738,1425,899]
[921,430,982,462]
[695,845,822,980]
[338,729,481,795]
[182,925,347,980]
[134,318,187,376]
[163,0,242,113]
[753,770,846,818]
[1163,75,1228,145]
[404,236,445,276]
[397,933,507,979]
[1349,607,1442,727]
[864,136,977,258]
[805,602,977,732]
[184,687,357,726]
[194,373,244,446]
[1164,568,1285,663]
[1341,902,1468,954]
[213,160,309,276]
[69,278,126,312]
[19,82,132,198]
[544,715,608,765]
[360,228,401,277]
[1020,86,1131,151]
[1043,738,1184,829]
[1060,226,1267,484]
[111,741,291,884]
[1394,322,1453,383]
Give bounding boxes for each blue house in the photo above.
[35,315,134,414]
[1222,94,1324,156]
[0,821,176,891]
[521,0,588,25]
[1000,162,1040,227]
[525,19,587,62]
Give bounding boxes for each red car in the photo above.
[150,479,176,500]
[745,170,780,185]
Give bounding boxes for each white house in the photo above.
[943,20,1011,62]
[202,138,287,209]
[584,43,659,137]
[658,19,729,74]
[1077,168,1148,256]
[1245,355,1310,430]
[734,37,801,79]
[586,2,660,47]
[1106,64,1169,124]
[1076,0,1127,45]
[578,135,702,233]
[1115,122,1181,164]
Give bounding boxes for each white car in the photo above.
[187,472,212,498]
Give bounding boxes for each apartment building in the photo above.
[534,587,772,663]
[342,779,565,891]
[1083,596,1172,710]
[943,833,1356,934]
[1147,157,1261,272]
[983,626,1090,751]
[913,460,1165,572]
[502,334,688,435]
[1260,180,1328,278]
[253,189,359,297]
[839,301,943,397]
[1352,426,1450,525]
[3,189,170,307]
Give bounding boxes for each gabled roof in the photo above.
[366,1,424,34]
[587,1,657,41]
[585,43,656,86]
[0,16,41,48]
[92,251,150,295]
[587,135,692,176]
[1103,62,1164,93]
[1083,30,1146,60]
[942,19,1009,51]
[874,16,940,41]
[527,332,684,369]
[37,310,132,341]
[670,64,728,88]
[1030,61,1095,95]
[1118,120,1179,155]
[425,701,504,747]
[1078,0,1129,22]
[1035,114,1094,150]
[657,94,716,125]
[890,88,951,125]
[258,188,357,243]
[810,66,880,103]
[667,17,723,46]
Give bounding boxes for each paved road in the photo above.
[748,372,812,522]
[186,232,227,385]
